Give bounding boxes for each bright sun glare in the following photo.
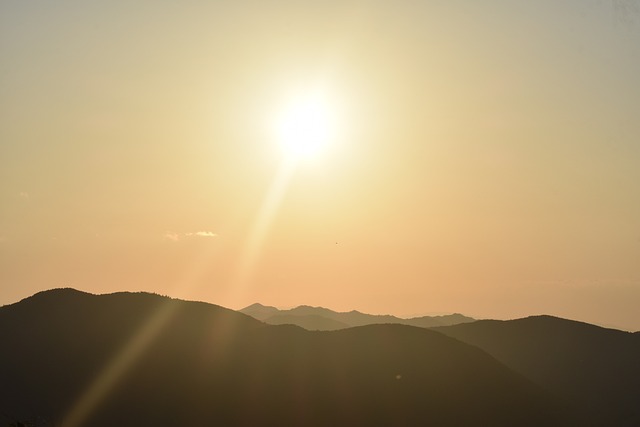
[275,91,338,161]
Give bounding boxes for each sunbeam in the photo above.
[228,158,297,301]
[62,302,175,427]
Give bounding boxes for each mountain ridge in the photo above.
[240,302,475,330]
[0,288,570,426]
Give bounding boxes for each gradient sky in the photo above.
[2,1,639,330]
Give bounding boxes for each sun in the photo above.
[274,91,338,161]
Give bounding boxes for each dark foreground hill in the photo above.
[0,289,567,427]
[241,303,474,330]
[435,316,640,427]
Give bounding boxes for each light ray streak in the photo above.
[228,158,297,301]
[61,302,175,427]
[62,156,297,426]
[62,230,226,426]
[62,159,297,426]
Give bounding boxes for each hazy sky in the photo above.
[2,1,639,330]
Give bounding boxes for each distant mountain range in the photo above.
[240,303,475,330]
[1,289,638,426]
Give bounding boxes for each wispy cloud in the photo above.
[187,231,217,238]
[164,231,217,241]
[19,191,29,199]
[163,232,180,241]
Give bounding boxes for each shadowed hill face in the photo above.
[262,313,350,330]
[435,316,640,427]
[0,289,568,427]
[0,289,264,426]
[240,303,475,330]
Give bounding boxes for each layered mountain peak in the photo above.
[240,303,475,330]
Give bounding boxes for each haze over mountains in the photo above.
[1,289,639,426]
[240,303,475,330]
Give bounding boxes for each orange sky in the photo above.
[1,1,639,330]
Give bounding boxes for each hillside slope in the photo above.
[435,316,640,427]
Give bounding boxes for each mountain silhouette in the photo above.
[240,303,474,331]
[435,316,640,427]
[261,313,351,330]
[0,289,568,426]
[240,302,280,321]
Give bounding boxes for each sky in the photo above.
[1,0,639,330]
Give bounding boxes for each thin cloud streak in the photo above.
[187,231,217,237]
[164,231,218,241]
